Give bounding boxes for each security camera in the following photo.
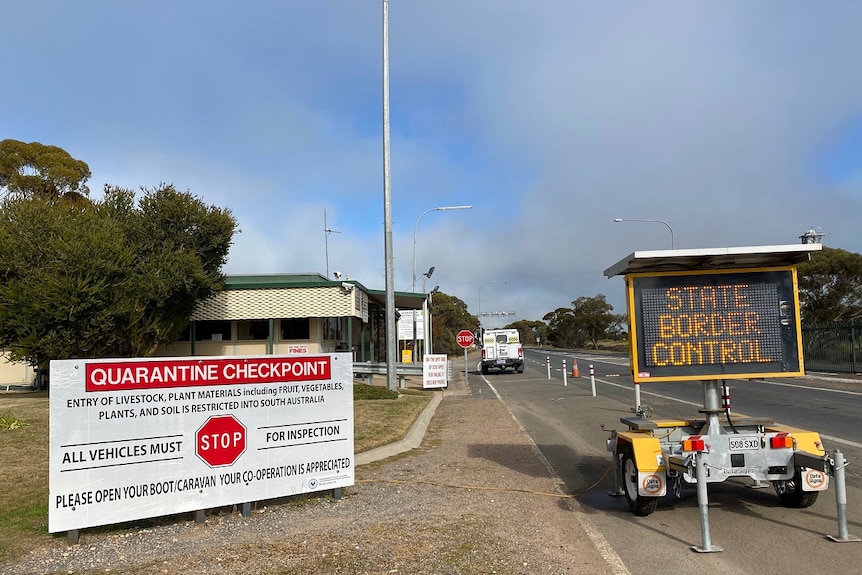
[333,271,342,279]
[341,282,354,291]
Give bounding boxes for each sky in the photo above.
[3,1,862,329]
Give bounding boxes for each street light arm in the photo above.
[413,208,438,292]
[614,218,675,249]
[412,205,473,291]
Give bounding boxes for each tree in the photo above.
[543,294,622,349]
[542,307,578,348]
[429,292,479,355]
[0,184,236,376]
[0,139,91,200]
[797,247,862,324]
[504,319,548,348]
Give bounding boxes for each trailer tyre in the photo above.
[619,446,658,516]
[773,469,819,508]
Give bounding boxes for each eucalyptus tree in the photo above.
[0,183,236,378]
[0,139,91,200]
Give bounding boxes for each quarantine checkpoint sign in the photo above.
[48,353,354,533]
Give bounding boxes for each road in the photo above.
[470,347,862,574]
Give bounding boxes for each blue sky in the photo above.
[3,1,862,328]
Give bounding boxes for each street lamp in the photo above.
[422,266,435,292]
[613,218,675,249]
[413,205,472,292]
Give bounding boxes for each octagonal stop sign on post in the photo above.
[456,329,475,349]
[196,414,247,467]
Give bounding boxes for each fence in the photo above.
[802,320,862,374]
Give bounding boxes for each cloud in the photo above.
[4,1,862,326]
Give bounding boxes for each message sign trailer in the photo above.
[49,353,354,535]
[602,245,857,551]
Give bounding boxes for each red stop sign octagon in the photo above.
[196,414,247,467]
[456,329,475,349]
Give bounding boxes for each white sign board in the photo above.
[49,353,354,533]
[422,354,448,389]
[397,310,424,341]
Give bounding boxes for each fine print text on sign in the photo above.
[628,267,803,382]
[49,354,354,533]
[422,354,448,389]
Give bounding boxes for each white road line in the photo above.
[484,377,631,575]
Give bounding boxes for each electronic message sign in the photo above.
[626,266,804,382]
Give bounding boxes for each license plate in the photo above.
[729,436,760,450]
[496,359,506,365]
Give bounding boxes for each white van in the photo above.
[480,329,524,374]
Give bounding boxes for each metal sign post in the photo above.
[456,329,474,384]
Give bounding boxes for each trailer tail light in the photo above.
[683,436,705,452]
[770,433,794,449]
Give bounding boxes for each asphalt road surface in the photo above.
[469,347,862,575]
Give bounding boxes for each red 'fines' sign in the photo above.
[85,357,332,391]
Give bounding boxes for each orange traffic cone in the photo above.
[571,358,580,378]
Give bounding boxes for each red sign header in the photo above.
[85,356,332,392]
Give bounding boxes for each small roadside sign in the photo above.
[456,329,474,384]
[456,329,475,349]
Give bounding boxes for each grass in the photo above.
[0,382,433,564]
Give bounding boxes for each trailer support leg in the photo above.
[828,450,860,543]
[609,448,625,497]
[692,452,722,553]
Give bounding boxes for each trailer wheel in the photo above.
[773,469,819,508]
[619,446,658,516]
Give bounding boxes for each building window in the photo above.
[195,320,232,341]
[280,318,310,340]
[322,317,342,341]
[237,320,269,341]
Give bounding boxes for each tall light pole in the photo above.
[412,205,472,292]
[614,218,675,249]
[382,0,397,389]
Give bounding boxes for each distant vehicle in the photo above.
[480,329,524,374]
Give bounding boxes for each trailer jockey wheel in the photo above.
[619,445,658,516]
[772,468,819,508]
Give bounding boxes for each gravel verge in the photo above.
[3,379,619,575]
